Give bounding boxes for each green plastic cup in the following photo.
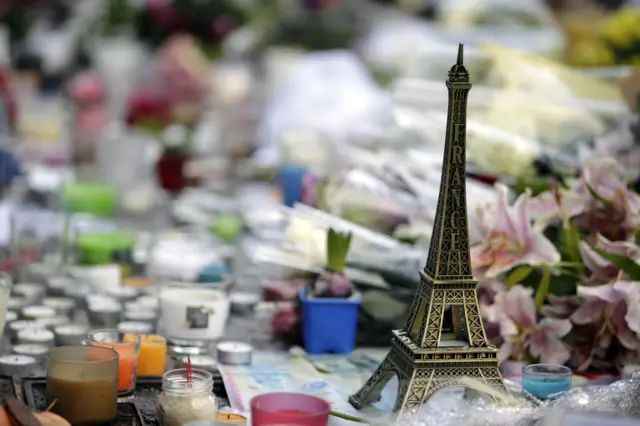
[63,182,116,217]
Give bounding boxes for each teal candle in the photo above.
[522,364,572,400]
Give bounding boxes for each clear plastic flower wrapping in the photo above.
[392,374,640,426]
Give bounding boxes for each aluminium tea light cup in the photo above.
[21,262,58,284]
[123,308,157,323]
[7,297,28,311]
[12,283,46,303]
[47,276,75,297]
[87,304,122,329]
[105,286,139,302]
[21,305,56,321]
[17,328,55,346]
[176,355,217,371]
[0,354,38,376]
[229,292,260,315]
[37,315,71,330]
[42,297,76,316]
[54,324,89,346]
[8,320,43,341]
[117,321,153,334]
[5,311,17,323]
[216,341,252,366]
[12,343,49,361]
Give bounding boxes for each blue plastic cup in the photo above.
[279,164,308,208]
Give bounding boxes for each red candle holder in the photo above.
[251,392,330,426]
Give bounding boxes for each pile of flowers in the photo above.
[474,157,640,373]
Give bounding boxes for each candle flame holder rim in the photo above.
[522,364,572,378]
[46,345,119,364]
[162,368,213,395]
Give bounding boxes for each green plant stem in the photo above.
[330,410,369,423]
[535,266,552,309]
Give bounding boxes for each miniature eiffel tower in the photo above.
[349,44,508,415]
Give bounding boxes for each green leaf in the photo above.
[595,249,640,280]
[561,220,581,262]
[535,267,551,309]
[506,266,533,288]
[325,228,352,273]
[586,184,614,209]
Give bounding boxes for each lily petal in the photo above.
[577,283,623,303]
[503,286,537,328]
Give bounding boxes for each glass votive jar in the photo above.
[46,345,118,425]
[157,368,218,426]
[124,334,166,376]
[251,393,330,426]
[522,364,572,400]
[86,329,140,400]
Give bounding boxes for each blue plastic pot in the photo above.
[300,287,361,354]
[279,164,308,207]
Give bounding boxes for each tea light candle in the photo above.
[0,355,38,376]
[522,364,572,400]
[12,343,49,360]
[229,292,260,315]
[124,334,167,376]
[7,297,28,311]
[13,283,46,303]
[47,276,74,297]
[42,297,76,316]
[106,286,139,302]
[216,341,252,366]
[88,304,122,328]
[17,328,55,346]
[117,321,153,334]
[136,296,159,309]
[176,355,217,371]
[54,324,89,346]
[8,320,43,340]
[21,305,56,320]
[123,309,156,322]
[37,315,71,330]
[214,413,248,425]
[5,311,17,323]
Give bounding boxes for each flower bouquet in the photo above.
[474,156,640,374]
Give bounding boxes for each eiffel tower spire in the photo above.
[424,43,473,281]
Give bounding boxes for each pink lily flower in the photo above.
[483,286,572,365]
[530,158,640,235]
[579,234,640,283]
[571,280,640,350]
[471,185,560,278]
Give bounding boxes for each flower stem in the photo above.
[535,266,551,309]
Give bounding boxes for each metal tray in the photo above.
[22,376,230,426]
[0,376,17,404]
[22,377,145,426]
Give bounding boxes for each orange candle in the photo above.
[124,334,166,376]
[95,342,139,392]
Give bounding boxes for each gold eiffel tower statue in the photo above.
[349,44,508,415]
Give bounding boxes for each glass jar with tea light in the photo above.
[12,283,46,303]
[85,329,140,400]
[12,343,49,361]
[17,328,55,347]
[21,305,56,321]
[54,324,89,346]
[522,364,572,400]
[0,354,38,376]
[46,345,118,425]
[42,297,76,317]
[250,393,330,426]
[157,368,218,426]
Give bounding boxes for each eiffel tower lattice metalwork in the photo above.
[349,44,508,415]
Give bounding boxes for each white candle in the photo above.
[42,297,76,315]
[5,311,17,323]
[216,342,253,366]
[12,343,49,358]
[8,297,28,310]
[13,283,45,301]
[22,305,56,320]
[0,355,38,376]
[117,321,153,334]
[18,328,55,346]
